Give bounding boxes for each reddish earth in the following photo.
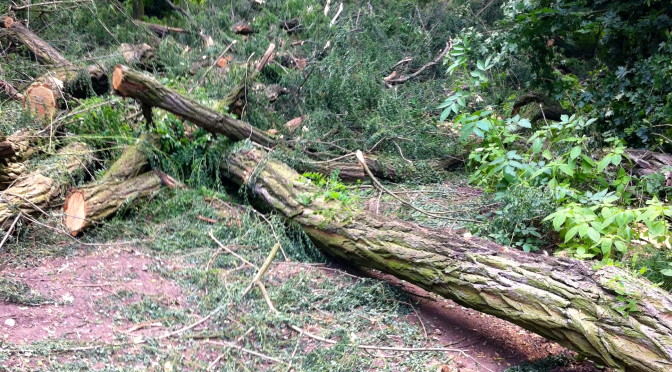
[0,247,184,345]
[1,247,602,371]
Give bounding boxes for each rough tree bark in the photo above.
[62,134,173,235]
[224,145,672,372]
[112,66,672,371]
[1,16,71,66]
[0,142,92,227]
[112,65,275,146]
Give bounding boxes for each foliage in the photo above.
[489,0,672,149]
[472,185,556,252]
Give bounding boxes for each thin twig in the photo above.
[204,340,286,365]
[243,243,280,296]
[385,40,453,85]
[208,230,258,269]
[0,213,21,250]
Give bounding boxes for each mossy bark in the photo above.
[0,142,92,228]
[112,65,275,146]
[223,146,672,372]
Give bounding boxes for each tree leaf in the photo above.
[553,213,567,231]
[569,146,581,160]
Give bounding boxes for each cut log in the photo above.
[112,65,462,181]
[62,133,174,235]
[63,172,165,235]
[0,142,92,228]
[23,83,58,121]
[223,146,672,372]
[1,17,108,98]
[112,65,275,146]
[1,16,71,66]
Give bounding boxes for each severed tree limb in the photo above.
[62,134,173,235]
[112,65,461,181]
[222,145,672,372]
[112,64,276,146]
[0,142,92,228]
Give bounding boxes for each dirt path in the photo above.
[362,270,603,372]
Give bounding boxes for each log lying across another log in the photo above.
[112,65,462,180]
[0,142,92,228]
[112,65,275,146]
[63,134,174,235]
[112,65,672,371]
[1,16,71,66]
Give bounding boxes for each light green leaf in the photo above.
[553,213,567,231]
[569,146,581,160]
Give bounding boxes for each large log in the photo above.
[0,142,92,227]
[63,134,168,235]
[223,145,672,371]
[112,67,672,370]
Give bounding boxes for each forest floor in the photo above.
[0,182,602,371]
[1,242,600,372]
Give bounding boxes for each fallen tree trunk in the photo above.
[113,66,672,370]
[0,142,92,227]
[224,145,672,371]
[112,65,275,146]
[0,80,23,101]
[63,134,172,235]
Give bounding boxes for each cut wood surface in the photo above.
[0,142,92,227]
[223,146,672,372]
[24,83,58,121]
[63,134,171,235]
